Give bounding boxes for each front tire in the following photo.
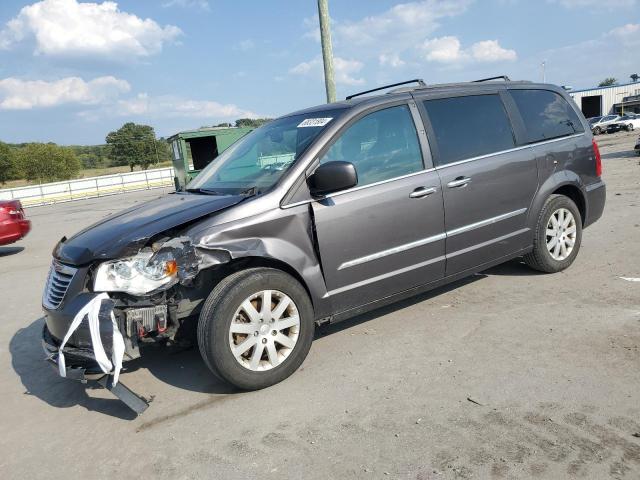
[197,268,314,390]
[524,195,582,273]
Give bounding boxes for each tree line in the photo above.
[0,119,271,186]
[598,74,639,87]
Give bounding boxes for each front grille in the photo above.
[43,260,77,310]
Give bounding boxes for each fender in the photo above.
[183,203,333,319]
[526,169,587,231]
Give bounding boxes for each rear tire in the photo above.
[593,127,602,135]
[197,267,314,390]
[524,195,582,273]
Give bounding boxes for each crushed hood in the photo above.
[54,193,244,265]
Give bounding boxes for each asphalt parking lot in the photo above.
[1,131,639,480]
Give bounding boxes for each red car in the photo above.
[0,200,31,246]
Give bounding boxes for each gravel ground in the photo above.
[1,131,638,480]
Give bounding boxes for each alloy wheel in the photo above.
[228,290,300,371]
[546,208,577,261]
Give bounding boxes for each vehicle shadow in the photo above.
[9,318,236,420]
[481,257,542,277]
[315,274,485,339]
[10,259,536,419]
[601,150,638,160]
[316,258,539,338]
[0,246,25,257]
[10,318,139,420]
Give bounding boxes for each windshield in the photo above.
[588,116,602,124]
[187,110,343,195]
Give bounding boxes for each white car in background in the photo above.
[589,115,620,135]
[614,114,640,132]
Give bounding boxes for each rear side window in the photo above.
[319,105,423,187]
[423,94,516,166]
[510,89,585,143]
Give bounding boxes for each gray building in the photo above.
[569,82,640,118]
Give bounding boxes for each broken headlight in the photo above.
[93,250,179,296]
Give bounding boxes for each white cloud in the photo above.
[334,58,366,85]
[289,57,365,85]
[114,93,259,120]
[421,36,465,63]
[289,59,317,76]
[335,0,472,50]
[0,76,130,110]
[550,0,636,8]
[470,40,518,62]
[379,53,406,68]
[0,0,181,58]
[162,0,210,11]
[420,36,517,64]
[301,0,473,69]
[236,39,255,51]
[607,23,640,44]
[519,23,640,88]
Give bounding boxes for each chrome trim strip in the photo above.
[328,226,529,297]
[435,144,531,169]
[325,167,436,199]
[434,133,584,170]
[446,228,529,258]
[338,233,446,270]
[281,198,314,209]
[280,167,437,209]
[338,208,526,270]
[326,255,446,297]
[447,208,527,237]
[282,133,585,208]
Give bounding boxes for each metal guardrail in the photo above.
[0,167,175,208]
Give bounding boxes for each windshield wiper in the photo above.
[239,186,259,197]
[186,186,259,197]
[185,188,227,196]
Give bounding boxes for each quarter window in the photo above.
[510,89,585,143]
[423,94,516,166]
[319,105,423,187]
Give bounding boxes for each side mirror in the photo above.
[308,161,358,197]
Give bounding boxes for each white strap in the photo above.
[57,295,101,378]
[87,294,113,374]
[57,292,125,386]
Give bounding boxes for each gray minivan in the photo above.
[42,78,606,405]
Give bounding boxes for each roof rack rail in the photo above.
[346,79,426,100]
[472,75,511,83]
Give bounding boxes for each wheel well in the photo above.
[552,185,586,225]
[199,257,314,308]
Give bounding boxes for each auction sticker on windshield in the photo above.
[298,118,333,128]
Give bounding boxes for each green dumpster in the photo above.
[168,126,252,191]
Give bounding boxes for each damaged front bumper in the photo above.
[42,294,151,415]
[42,324,104,381]
[42,323,151,414]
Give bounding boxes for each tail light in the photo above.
[0,200,24,218]
[592,139,602,177]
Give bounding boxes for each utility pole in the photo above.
[541,61,546,83]
[317,0,336,103]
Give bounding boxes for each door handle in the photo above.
[447,177,471,188]
[409,187,437,199]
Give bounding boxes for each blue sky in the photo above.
[0,0,638,144]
